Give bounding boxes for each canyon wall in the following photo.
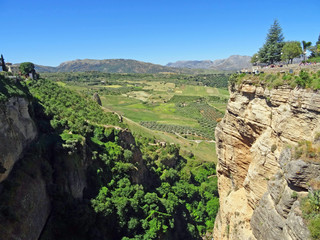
[213,81,320,240]
[0,97,37,182]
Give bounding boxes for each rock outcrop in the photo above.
[213,82,320,240]
[0,97,37,182]
[250,149,313,240]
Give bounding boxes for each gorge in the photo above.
[0,67,320,240]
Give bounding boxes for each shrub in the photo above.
[291,191,298,199]
[123,149,133,162]
[309,217,320,240]
[301,190,320,240]
[294,148,303,159]
[296,70,312,87]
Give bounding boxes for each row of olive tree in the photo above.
[251,20,320,65]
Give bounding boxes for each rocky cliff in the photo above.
[213,81,320,239]
[0,97,37,182]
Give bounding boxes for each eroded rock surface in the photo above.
[251,150,312,240]
[213,83,320,240]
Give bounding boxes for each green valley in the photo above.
[42,72,229,163]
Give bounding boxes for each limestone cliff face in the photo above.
[0,97,37,182]
[213,82,320,240]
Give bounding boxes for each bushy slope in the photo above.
[0,74,30,102]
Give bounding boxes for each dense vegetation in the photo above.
[229,70,320,90]
[301,190,320,240]
[90,134,219,239]
[0,74,30,102]
[28,78,124,134]
[0,78,220,239]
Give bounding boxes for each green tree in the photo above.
[310,34,320,58]
[250,53,259,66]
[281,41,302,64]
[123,149,133,162]
[1,54,8,72]
[19,62,35,76]
[258,20,285,64]
[302,41,312,61]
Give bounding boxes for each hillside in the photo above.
[35,59,222,74]
[167,55,252,71]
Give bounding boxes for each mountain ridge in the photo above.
[32,56,250,73]
[167,55,252,71]
[35,58,181,74]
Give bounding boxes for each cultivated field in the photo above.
[52,74,229,162]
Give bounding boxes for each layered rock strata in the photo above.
[213,82,320,240]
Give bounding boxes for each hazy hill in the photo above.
[166,60,215,69]
[35,59,220,74]
[167,55,252,71]
[34,64,57,73]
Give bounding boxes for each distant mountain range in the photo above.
[167,55,252,71]
[34,56,251,74]
[35,59,186,74]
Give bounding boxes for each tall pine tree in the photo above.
[1,54,8,72]
[258,20,285,64]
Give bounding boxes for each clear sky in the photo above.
[2,0,319,66]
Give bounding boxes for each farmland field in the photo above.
[43,72,229,162]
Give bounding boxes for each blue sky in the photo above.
[2,0,319,66]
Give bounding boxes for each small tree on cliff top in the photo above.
[258,20,285,64]
[281,41,302,64]
[19,62,35,76]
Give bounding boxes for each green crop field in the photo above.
[45,72,229,162]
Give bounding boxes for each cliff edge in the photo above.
[213,81,320,239]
